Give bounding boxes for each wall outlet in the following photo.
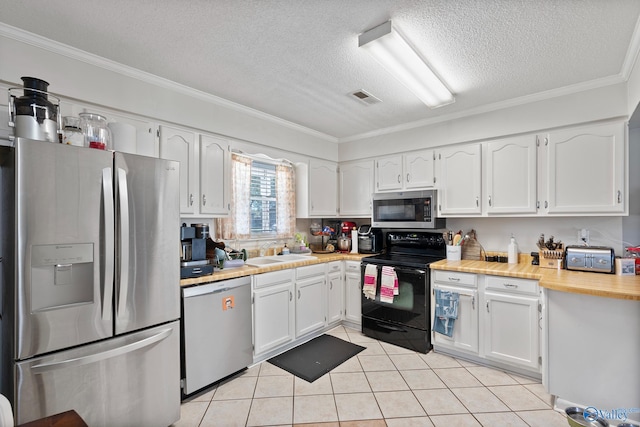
[579,228,590,245]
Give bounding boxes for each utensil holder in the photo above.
[446,245,462,261]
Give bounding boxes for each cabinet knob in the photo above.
[406,173,410,182]
[202,194,207,206]
[476,197,479,207]
[472,296,475,310]
[617,190,622,203]
[397,175,401,183]
[189,193,194,206]
[488,195,492,207]
[486,301,490,312]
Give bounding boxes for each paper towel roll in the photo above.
[108,122,136,154]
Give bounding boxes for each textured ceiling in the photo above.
[1,0,639,141]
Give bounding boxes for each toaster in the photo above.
[564,246,615,274]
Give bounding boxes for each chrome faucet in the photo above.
[259,241,277,257]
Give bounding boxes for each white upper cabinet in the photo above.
[376,155,403,191]
[375,150,435,192]
[437,143,482,216]
[339,160,374,217]
[296,159,338,218]
[159,125,196,214]
[485,135,537,214]
[199,134,230,216]
[404,150,436,189]
[542,121,626,214]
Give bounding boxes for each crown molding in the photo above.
[0,23,338,143]
[339,74,627,143]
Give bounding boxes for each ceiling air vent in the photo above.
[351,89,381,105]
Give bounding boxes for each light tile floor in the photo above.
[174,326,569,427]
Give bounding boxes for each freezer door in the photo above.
[15,320,181,426]
[16,139,114,359]
[114,152,180,334]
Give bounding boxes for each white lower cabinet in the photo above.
[327,262,344,325]
[295,265,327,338]
[482,276,540,371]
[344,261,362,326]
[431,270,541,375]
[253,270,295,356]
[432,271,479,355]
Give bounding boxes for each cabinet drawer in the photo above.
[327,261,342,273]
[432,270,477,288]
[345,261,361,274]
[296,264,326,279]
[485,275,538,295]
[253,269,294,289]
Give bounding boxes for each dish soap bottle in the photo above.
[508,235,518,264]
[282,244,290,255]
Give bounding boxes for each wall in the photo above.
[0,28,338,162]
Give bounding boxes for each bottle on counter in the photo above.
[282,243,290,255]
[508,235,518,264]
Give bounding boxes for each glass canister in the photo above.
[62,116,85,147]
[79,112,111,150]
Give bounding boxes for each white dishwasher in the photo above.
[181,276,252,396]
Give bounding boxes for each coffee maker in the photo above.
[180,223,214,278]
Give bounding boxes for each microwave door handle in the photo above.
[102,168,114,321]
[117,168,130,318]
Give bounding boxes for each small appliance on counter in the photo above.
[337,221,357,253]
[565,246,615,274]
[180,223,214,278]
[357,225,383,254]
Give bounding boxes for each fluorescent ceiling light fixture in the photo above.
[359,21,454,108]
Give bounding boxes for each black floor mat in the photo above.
[267,334,366,382]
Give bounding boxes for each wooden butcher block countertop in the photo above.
[180,253,371,287]
[430,259,640,301]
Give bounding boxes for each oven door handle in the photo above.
[389,266,426,275]
[362,263,426,276]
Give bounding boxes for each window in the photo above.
[216,153,295,240]
[250,161,277,233]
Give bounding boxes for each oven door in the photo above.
[361,262,429,330]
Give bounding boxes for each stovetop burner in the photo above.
[364,231,447,268]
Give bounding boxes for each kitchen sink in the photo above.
[245,254,317,267]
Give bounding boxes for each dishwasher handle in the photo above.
[183,277,251,299]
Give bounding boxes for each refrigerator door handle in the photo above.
[30,328,173,374]
[117,168,130,318]
[102,168,115,321]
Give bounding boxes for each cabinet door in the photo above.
[344,261,361,325]
[483,291,539,370]
[404,150,435,189]
[327,267,343,325]
[200,134,230,216]
[486,135,537,214]
[545,122,626,214]
[339,160,374,217]
[159,125,196,214]
[253,282,294,355]
[432,285,479,355]
[437,144,482,215]
[295,275,326,337]
[375,155,403,192]
[308,159,338,216]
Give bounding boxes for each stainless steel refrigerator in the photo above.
[0,138,181,426]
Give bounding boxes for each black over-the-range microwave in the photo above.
[371,190,446,229]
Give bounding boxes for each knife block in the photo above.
[539,244,564,269]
